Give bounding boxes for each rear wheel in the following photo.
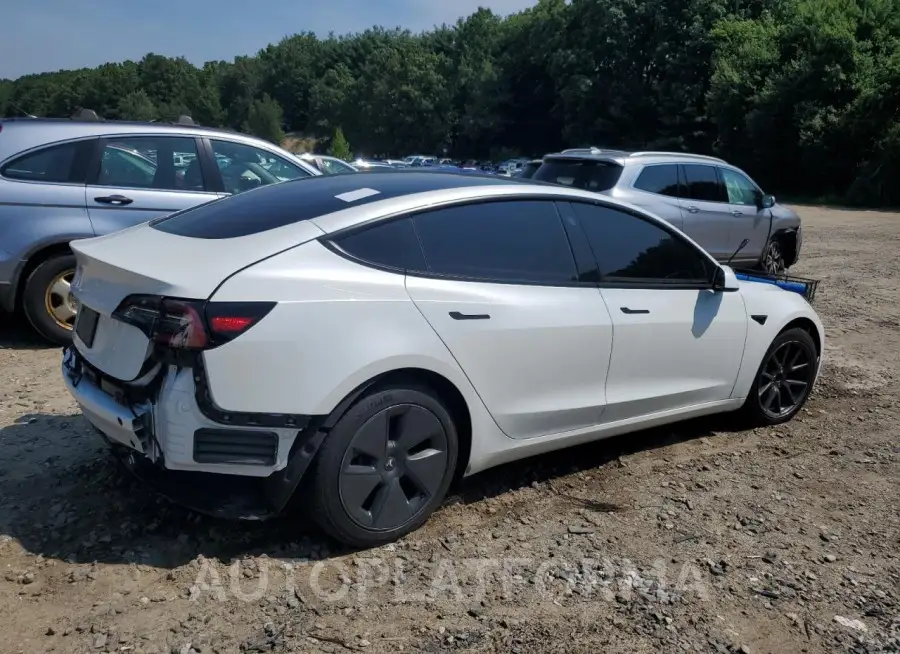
[22,253,78,346]
[742,328,818,426]
[307,385,458,548]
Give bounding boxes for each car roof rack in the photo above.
[71,108,102,121]
[627,151,725,163]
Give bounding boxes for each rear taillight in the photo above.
[205,302,276,344]
[113,295,274,350]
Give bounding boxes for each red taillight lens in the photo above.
[209,315,254,333]
[205,302,275,344]
[113,296,274,350]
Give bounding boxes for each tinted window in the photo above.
[533,160,623,192]
[96,136,204,191]
[720,168,759,206]
[634,165,680,197]
[211,140,310,195]
[413,201,577,284]
[571,202,711,282]
[1,141,82,183]
[333,218,426,271]
[682,164,727,203]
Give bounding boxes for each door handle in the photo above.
[449,311,490,320]
[685,205,699,213]
[94,195,134,206]
[620,307,650,314]
[731,210,743,217]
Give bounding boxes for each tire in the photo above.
[22,253,78,346]
[307,384,459,548]
[742,327,818,426]
[761,238,786,274]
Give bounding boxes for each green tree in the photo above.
[117,89,157,121]
[245,93,285,144]
[327,127,352,160]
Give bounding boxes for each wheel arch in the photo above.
[780,316,821,357]
[10,240,76,312]
[322,367,473,484]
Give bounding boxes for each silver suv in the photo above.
[0,116,320,344]
[532,148,801,273]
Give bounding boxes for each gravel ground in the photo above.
[1,205,898,654]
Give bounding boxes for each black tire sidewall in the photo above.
[745,328,817,425]
[308,385,459,548]
[22,253,77,346]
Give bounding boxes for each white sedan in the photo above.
[62,171,824,547]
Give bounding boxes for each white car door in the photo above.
[403,200,614,440]
[565,200,748,423]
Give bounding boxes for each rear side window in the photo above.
[333,218,427,271]
[682,164,727,203]
[634,164,680,197]
[94,136,204,191]
[1,140,92,183]
[411,200,578,284]
[571,202,711,282]
[532,159,623,192]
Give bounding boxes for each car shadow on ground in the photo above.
[0,313,57,351]
[0,406,746,570]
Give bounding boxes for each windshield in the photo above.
[532,159,623,192]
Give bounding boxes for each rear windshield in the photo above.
[532,159,623,192]
[150,171,514,239]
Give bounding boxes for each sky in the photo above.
[0,0,538,80]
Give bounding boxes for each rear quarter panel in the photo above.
[203,240,496,425]
[0,178,92,311]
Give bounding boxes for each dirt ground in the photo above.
[1,205,898,654]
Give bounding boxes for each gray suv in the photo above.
[0,116,320,344]
[532,148,801,273]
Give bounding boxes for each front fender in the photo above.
[731,283,825,399]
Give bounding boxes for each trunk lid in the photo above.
[70,220,324,381]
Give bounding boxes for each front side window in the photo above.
[532,159,624,192]
[719,167,759,206]
[412,200,578,284]
[682,164,727,203]
[95,136,204,191]
[633,164,681,197]
[210,140,310,195]
[1,140,87,183]
[571,202,712,282]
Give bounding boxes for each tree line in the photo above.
[1,0,898,206]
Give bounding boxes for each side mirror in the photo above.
[712,266,740,292]
[757,193,776,210]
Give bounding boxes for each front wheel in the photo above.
[306,384,459,548]
[761,238,786,274]
[742,328,818,426]
[22,253,78,346]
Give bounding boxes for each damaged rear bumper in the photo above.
[62,346,328,519]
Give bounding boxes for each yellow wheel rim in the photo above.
[44,269,78,330]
